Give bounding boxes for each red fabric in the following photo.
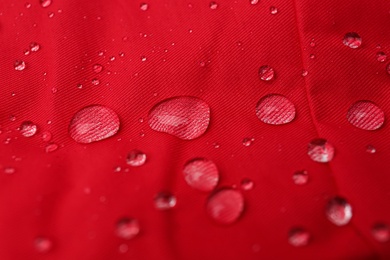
[1,0,390,259]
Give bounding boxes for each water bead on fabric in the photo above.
[256,94,296,125]
[347,101,385,130]
[307,139,335,163]
[343,32,362,49]
[116,218,140,240]
[326,197,353,226]
[183,158,219,192]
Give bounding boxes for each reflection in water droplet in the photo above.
[307,139,335,163]
[347,101,385,130]
[92,78,100,86]
[25,2,31,8]
[376,52,387,63]
[250,0,259,5]
[326,197,352,226]
[20,121,37,137]
[288,228,310,247]
[209,1,218,9]
[270,6,278,15]
[69,105,120,143]
[301,70,308,77]
[366,145,376,154]
[30,42,40,52]
[183,158,219,192]
[34,237,53,253]
[45,143,58,153]
[140,3,149,11]
[258,65,275,81]
[40,0,52,8]
[4,167,16,175]
[93,64,103,73]
[256,94,296,125]
[148,96,210,140]
[240,178,254,190]
[24,49,30,55]
[14,60,26,71]
[116,218,140,240]
[206,189,244,225]
[126,150,147,167]
[141,56,147,62]
[371,223,390,243]
[154,192,177,210]
[242,137,255,147]
[343,32,362,49]
[293,170,308,185]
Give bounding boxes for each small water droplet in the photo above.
[69,105,120,143]
[77,83,83,89]
[93,64,103,73]
[250,0,259,5]
[310,39,316,47]
[256,94,296,125]
[309,54,315,59]
[258,65,275,81]
[148,96,210,140]
[91,78,100,86]
[209,1,218,9]
[371,223,390,243]
[293,170,308,185]
[240,178,254,190]
[41,131,52,142]
[347,101,385,130]
[343,32,362,49]
[51,87,57,94]
[118,243,129,253]
[126,150,146,167]
[140,3,148,11]
[4,167,16,175]
[116,218,140,240]
[29,42,40,52]
[141,56,147,62]
[307,138,335,163]
[113,166,122,172]
[366,145,376,154]
[34,237,53,253]
[206,188,244,225]
[40,0,52,8]
[48,12,54,18]
[45,143,58,153]
[183,158,219,192]
[154,191,177,210]
[301,70,308,77]
[23,49,30,55]
[242,137,255,147]
[288,228,310,247]
[14,60,26,71]
[19,121,37,137]
[109,56,116,61]
[10,115,16,122]
[25,2,31,8]
[326,197,352,226]
[119,52,125,57]
[213,142,220,149]
[376,52,387,63]
[270,6,278,15]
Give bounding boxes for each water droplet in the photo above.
[14,60,26,71]
[91,78,100,85]
[326,197,352,226]
[183,158,219,192]
[116,218,140,240]
[256,94,296,125]
[310,39,316,47]
[213,142,220,148]
[307,138,335,163]
[34,237,52,253]
[48,12,54,18]
[51,87,58,94]
[45,143,58,153]
[270,6,278,15]
[25,2,31,8]
[140,3,148,11]
[19,121,37,137]
[250,0,259,5]
[77,83,83,89]
[113,166,122,172]
[109,56,116,61]
[258,65,275,81]
[242,137,255,147]
[4,167,16,175]
[24,49,30,55]
[376,52,387,63]
[41,131,52,142]
[126,150,146,167]
[69,105,120,144]
[309,54,315,59]
[240,178,254,190]
[343,32,362,49]
[93,64,103,73]
[118,243,129,253]
[209,1,218,9]
[154,192,177,210]
[347,101,385,130]
[301,70,308,77]
[371,223,390,243]
[29,42,40,52]
[366,145,376,154]
[292,170,308,185]
[206,189,244,225]
[40,0,52,8]
[10,115,16,122]
[148,96,210,140]
[141,55,147,62]
[288,228,310,247]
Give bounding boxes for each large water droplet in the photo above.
[14,60,26,71]
[292,170,308,185]
[19,121,37,137]
[116,218,140,240]
[256,94,296,125]
[288,228,310,247]
[343,32,362,49]
[326,197,352,226]
[154,192,177,210]
[183,158,219,192]
[371,223,389,243]
[206,189,244,225]
[126,150,146,167]
[307,138,335,163]
[148,96,210,140]
[34,237,53,253]
[69,105,120,143]
[40,0,52,8]
[347,101,385,130]
[258,65,275,81]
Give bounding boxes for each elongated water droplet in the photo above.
[14,60,26,71]
[40,0,52,8]
[69,105,120,143]
[206,189,244,225]
[288,228,310,247]
[256,94,296,125]
[126,150,146,167]
[240,178,254,190]
[371,223,389,243]
[116,218,140,240]
[242,137,254,147]
[258,65,275,81]
[34,237,53,253]
[148,96,210,140]
[209,1,218,9]
[293,170,308,185]
[308,138,335,163]
[154,192,177,210]
[4,167,16,175]
[347,101,384,130]
[45,143,58,153]
[326,197,352,226]
[93,64,103,73]
[19,121,37,137]
[343,32,362,49]
[183,158,219,192]
[140,3,148,11]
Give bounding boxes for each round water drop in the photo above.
[326,197,352,226]
[19,121,37,137]
[183,158,219,192]
[288,228,310,247]
[258,65,275,81]
[34,237,53,253]
[209,1,218,9]
[301,70,308,77]
[347,101,384,130]
[366,145,376,154]
[256,94,296,125]
[242,137,254,147]
[250,0,259,5]
[371,223,390,243]
[293,170,308,185]
[69,105,120,144]
[14,60,26,71]
[240,178,254,191]
[343,32,362,49]
[30,42,40,52]
[270,6,278,15]
[116,218,140,240]
[45,143,58,153]
[41,131,52,142]
[93,64,103,73]
[40,0,52,8]
[126,150,146,167]
[91,78,100,85]
[376,52,387,63]
[307,138,335,163]
[154,192,177,210]
[148,96,210,140]
[140,3,148,11]
[206,189,244,225]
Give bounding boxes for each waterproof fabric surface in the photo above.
[0,0,390,259]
